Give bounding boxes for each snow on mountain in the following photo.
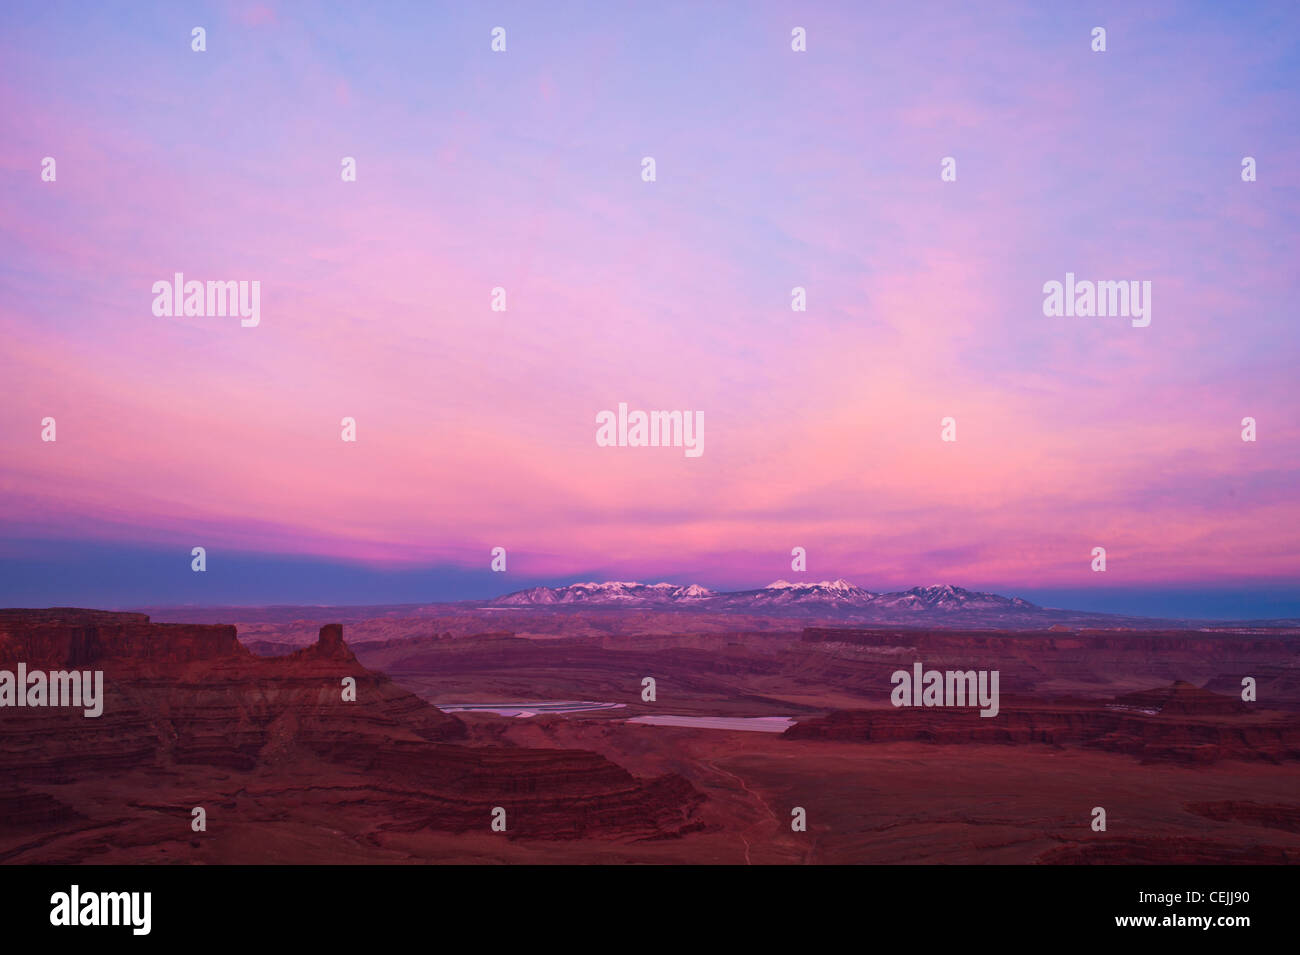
[488,579,1039,615]
[490,581,715,606]
[871,584,1037,612]
[764,579,864,593]
[722,579,879,606]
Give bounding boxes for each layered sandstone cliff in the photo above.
[785,682,1300,764]
[797,627,1300,706]
[0,611,704,858]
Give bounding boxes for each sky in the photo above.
[1,1,1298,615]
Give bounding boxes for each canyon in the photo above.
[1,605,1297,864]
[0,609,704,862]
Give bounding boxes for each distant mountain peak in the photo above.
[490,580,715,607]
[487,579,1040,618]
[766,578,858,591]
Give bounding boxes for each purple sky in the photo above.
[1,1,1297,613]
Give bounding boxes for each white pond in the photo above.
[624,715,796,733]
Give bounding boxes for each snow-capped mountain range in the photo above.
[488,579,1039,617]
[490,581,715,606]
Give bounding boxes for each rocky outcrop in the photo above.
[1038,838,1300,864]
[798,627,1300,706]
[1113,681,1248,716]
[0,610,704,857]
[784,683,1300,764]
[1185,801,1300,834]
[0,789,84,836]
[0,610,242,668]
